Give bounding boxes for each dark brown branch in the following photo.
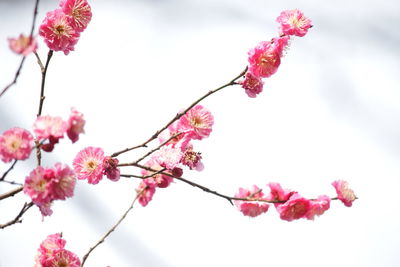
[111,67,248,158]
[37,50,53,117]
[0,186,23,201]
[81,189,143,266]
[0,160,18,181]
[0,202,34,229]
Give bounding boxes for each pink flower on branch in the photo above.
[332,180,357,207]
[8,34,38,56]
[0,127,34,163]
[66,107,85,143]
[305,195,331,220]
[24,167,54,206]
[276,193,311,221]
[52,163,76,200]
[136,182,156,207]
[39,9,80,55]
[103,156,120,182]
[240,71,264,98]
[248,40,281,78]
[73,146,105,184]
[276,9,312,37]
[177,105,214,140]
[60,0,92,32]
[141,159,173,188]
[234,185,270,217]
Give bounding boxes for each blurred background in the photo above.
[1,0,400,266]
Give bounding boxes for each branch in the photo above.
[80,189,144,266]
[0,186,23,201]
[0,160,18,181]
[0,0,41,98]
[37,50,53,117]
[111,66,248,158]
[0,202,34,229]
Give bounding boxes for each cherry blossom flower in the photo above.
[240,71,264,98]
[248,40,281,78]
[332,180,357,207]
[60,0,92,32]
[39,9,80,55]
[73,146,105,184]
[35,233,81,267]
[305,195,331,220]
[33,115,67,141]
[103,156,120,182]
[0,127,34,163]
[180,146,203,171]
[52,163,76,200]
[265,182,294,204]
[8,34,37,56]
[142,159,173,188]
[234,185,270,217]
[153,145,183,170]
[178,105,214,140]
[66,107,85,143]
[271,35,290,57]
[276,193,311,221]
[276,9,312,37]
[137,181,156,207]
[24,166,54,206]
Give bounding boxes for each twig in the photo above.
[0,180,23,186]
[37,50,53,117]
[0,202,34,229]
[0,160,18,181]
[111,66,248,158]
[0,0,41,98]
[81,189,144,266]
[0,186,23,201]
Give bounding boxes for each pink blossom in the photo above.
[276,193,311,221]
[103,156,120,182]
[240,71,264,98]
[271,35,290,57]
[153,145,183,170]
[142,159,173,188]
[8,34,38,56]
[332,180,356,207]
[52,163,76,200]
[0,127,34,163]
[39,9,80,55]
[60,0,92,32]
[276,9,312,37]
[177,105,214,140]
[248,40,281,78]
[35,233,80,267]
[33,115,67,141]
[24,167,54,206]
[73,146,105,184]
[38,202,54,217]
[136,181,156,207]
[265,182,294,204]
[234,185,270,217]
[180,146,203,171]
[305,195,331,220]
[66,107,85,143]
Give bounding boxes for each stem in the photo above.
[0,186,23,201]
[111,66,248,158]
[81,190,143,266]
[0,202,33,229]
[37,50,53,117]
[0,160,18,181]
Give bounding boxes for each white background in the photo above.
[1,0,400,266]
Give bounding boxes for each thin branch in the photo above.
[81,189,144,266]
[37,50,53,117]
[0,180,23,186]
[0,160,18,181]
[0,186,23,201]
[0,0,40,98]
[111,66,248,158]
[0,202,34,229]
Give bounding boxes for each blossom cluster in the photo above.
[137,105,213,206]
[73,146,120,184]
[24,163,76,216]
[234,180,356,221]
[34,233,80,267]
[240,9,312,97]
[39,0,92,55]
[34,107,85,152]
